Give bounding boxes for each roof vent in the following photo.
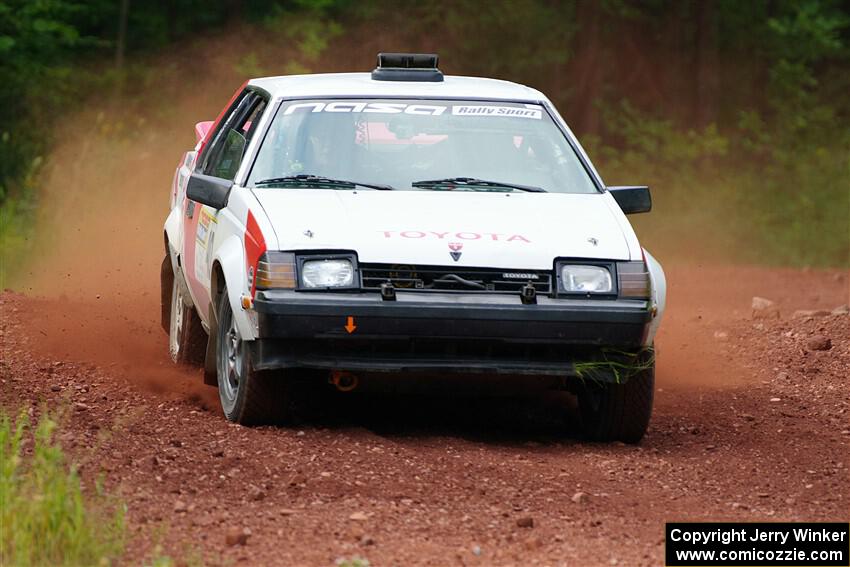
[371,53,443,82]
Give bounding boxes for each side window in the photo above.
[204,92,268,181]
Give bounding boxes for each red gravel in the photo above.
[1,265,848,566]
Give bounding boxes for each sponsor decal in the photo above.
[283,102,543,119]
[284,102,447,116]
[195,208,217,247]
[194,208,218,283]
[452,105,542,119]
[380,231,531,243]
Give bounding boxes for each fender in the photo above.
[211,233,256,340]
[202,233,255,386]
[643,248,666,346]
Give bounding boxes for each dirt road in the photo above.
[1,29,846,565]
[1,264,847,566]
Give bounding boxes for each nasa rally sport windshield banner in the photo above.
[665,523,849,566]
[282,100,544,119]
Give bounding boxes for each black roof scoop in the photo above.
[371,53,444,82]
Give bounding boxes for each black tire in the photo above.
[578,360,655,444]
[215,287,285,424]
[168,272,206,365]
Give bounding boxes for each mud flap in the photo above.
[203,301,219,386]
[160,255,173,334]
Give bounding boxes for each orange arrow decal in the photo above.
[345,316,357,334]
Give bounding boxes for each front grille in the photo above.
[360,264,553,294]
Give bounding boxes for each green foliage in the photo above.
[234,52,267,78]
[0,409,125,566]
[261,3,344,74]
[767,1,847,63]
[336,556,370,567]
[592,99,849,267]
[142,545,207,567]
[595,100,729,172]
[0,0,94,198]
[581,0,850,267]
[764,2,848,136]
[0,0,240,204]
[426,0,575,82]
[0,184,39,289]
[283,16,343,64]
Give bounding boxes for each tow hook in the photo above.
[330,370,359,392]
[520,282,537,305]
[380,282,396,301]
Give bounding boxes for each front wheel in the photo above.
[577,359,655,444]
[216,287,284,424]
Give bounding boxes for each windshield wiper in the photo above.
[254,175,395,191]
[412,177,545,193]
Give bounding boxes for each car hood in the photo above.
[251,189,631,270]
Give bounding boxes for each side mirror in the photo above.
[187,172,232,210]
[608,186,652,214]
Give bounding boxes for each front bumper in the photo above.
[249,290,652,378]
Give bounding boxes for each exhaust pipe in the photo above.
[330,370,359,392]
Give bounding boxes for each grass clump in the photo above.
[0,409,125,566]
[573,348,655,385]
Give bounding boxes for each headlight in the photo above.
[558,264,613,293]
[255,252,296,289]
[300,258,355,289]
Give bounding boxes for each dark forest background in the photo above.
[1,0,848,276]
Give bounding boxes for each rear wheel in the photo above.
[578,360,655,444]
[216,287,285,424]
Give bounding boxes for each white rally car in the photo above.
[162,54,666,442]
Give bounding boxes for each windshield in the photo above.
[248,99,599,194]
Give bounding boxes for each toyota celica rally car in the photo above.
[161,53,666,443]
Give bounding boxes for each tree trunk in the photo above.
[695,0,719,128]
[573,0,602,136]
[115,0,129,71]
[113,0,130,100]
